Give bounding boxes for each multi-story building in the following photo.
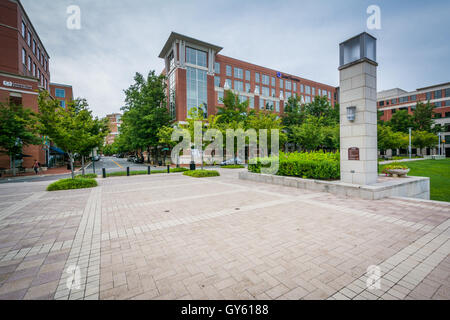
[49,82,73,108]
[105,113,122,145]
[0,0,72,171]
[159,32,337,123]
[377,82,450,156]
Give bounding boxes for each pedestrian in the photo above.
[33,160,40,175]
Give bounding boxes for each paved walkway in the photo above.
[0,169,448,300]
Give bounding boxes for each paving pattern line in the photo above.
[55,187,102,300]
[102,180,210,194]
[0,191,45,221]
[0,210,83,227]
[330,219,450,300]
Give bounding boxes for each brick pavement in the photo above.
[0,169,448,300]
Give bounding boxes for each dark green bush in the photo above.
[248,151,340,180]
[75,173,98,179]
[106,167,188,177]
[47,178,98,191]
[221,164,245,169]
[183,170,220,178]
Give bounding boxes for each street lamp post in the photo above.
[408,127,412,159]
[438,132,441,156]
[92,148,96,174]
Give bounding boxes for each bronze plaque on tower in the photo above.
[348,147,360,160]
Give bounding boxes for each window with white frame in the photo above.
[271,88,275,97]
[186,47,207,67]
[215,62,220,74]
[245,82,251,93]
[312,87,315,96]
[255,72,260,83]
[305,85,310,94]
[22,48,26,65]
[234,80,244,92]
[28,56,31,71]
[262,86,270,97]
[249,97,254,108]
[214,76,220,87]
[255,85,260,95]
[271,77,275,87]
[262,74,269,85]
[245,70,250,81]
[234,67,243,79]
[226,65,232,76]
[218,91,224,104]
[27,32,31,46]
[286,81,291,91]
[279,79,283,89]
[300,84,304,93]
[293,83,297,92]
[21,21,26,38]
[285,92,292,99]
[275,101,280,112]
[224,78,232,89]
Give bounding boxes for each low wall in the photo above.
[239,171,430,200]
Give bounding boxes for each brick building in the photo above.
[0,0,73,171]
[49,82,73,108]
[105,113,122,145]
[159,32,337,123]
[377,82,450,156]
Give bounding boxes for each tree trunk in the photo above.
[70,154,75,179]
[12,154,16,177]
[81,156,85,175]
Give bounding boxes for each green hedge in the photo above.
[47,178,98,191]
[75,173,98,179]
[183,170,220,178]
[248,151,340,180]
[221,164,245,169]
[106,167,188,177]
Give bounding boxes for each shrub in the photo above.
[106,167,188,177]
[47,178,98,191]
[183,170,220,178]
[75,173,98,179]
[248,151,340,180]
[221,164,245,169]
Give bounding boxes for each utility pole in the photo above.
[408,127,412,159]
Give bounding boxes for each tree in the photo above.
[378,124,408,152]
[291,116,324,151]
[282,95,305,127]
[121,71,171,164]
[216,90,254,125]
[388,110,415,133]
[0,102,40,176]
[412,130,438,155]
[304,95,339,125]
[157,125,177,165]
[413,101,435,132]
[38,91,109,178]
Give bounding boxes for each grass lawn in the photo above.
[380,159,450,202]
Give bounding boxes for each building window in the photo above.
[255,85,260,95]
[168,51,175,71]
[28,56,31,71]
[255,73,260,83]
[446,112,450,118]
[186,47,207,68]
[391,98,397,104]
[271,88,275,97]
[22,48,26,65]
[312,87,315,96]
[286,81,291,91]
[300,84,304,93]
[214,76,220,87]
[305,96,311,103]
[399,96,408,103]
[426,92,432,101]
[279,90,284,99]
[38,69,40,80]
[328,92,331,100]
[238,95,247,104]
[271,77,275,87]
[234,80,244,92]
[293,83,297,92]
[249,97,254,109]
[37,47,40,62]
[305,85,310,94]
[275,101,280,112]
[27,32,31,46]
[245,70,250,81]
[186,66,207,117]
[32,63,36,76]
[60,100,66,108]
[262,74,270,85]
[435,90,442,99]
[224,78,232,90]
[169,71,176,119]
[261,86,270,97]
[45,78,48,89]
[279,79,283,89]
[215,62,220,74]
[44,59,47,71]
[55,88,66,98]
[445,88,450,97]
[234,67,243,79]
[286,92,292,99]
[410,95,417,101]
[21,21,26,38]
[434,113,442,118]
[217,91,224,104]
[32,40,36,54]
[226,65,232,77]
[379,101,384,107]
[245,82,251,93]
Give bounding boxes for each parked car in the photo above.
[127,155,136,162]
[220,157,243,166]
[133,157,144,164]
[93,155,100,161]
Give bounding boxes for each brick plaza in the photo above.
[0,169,449,300]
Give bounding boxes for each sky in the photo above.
[21,0,450,118]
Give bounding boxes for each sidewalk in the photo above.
[0,167,72,180]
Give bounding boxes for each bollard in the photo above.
[147,166,151,175]
[102,168,106,178]
[126,167,130,176]
[167,165,170,173]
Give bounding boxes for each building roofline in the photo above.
[15,0,50,58]
[216,54,337,89]
[416,82,450,91]
[49,82,72,88]
[158,32,223,58]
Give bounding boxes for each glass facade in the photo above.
[169,71,176,119]
[55,88,65,98]
[186,47,207,67]
[187,66,207,117]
